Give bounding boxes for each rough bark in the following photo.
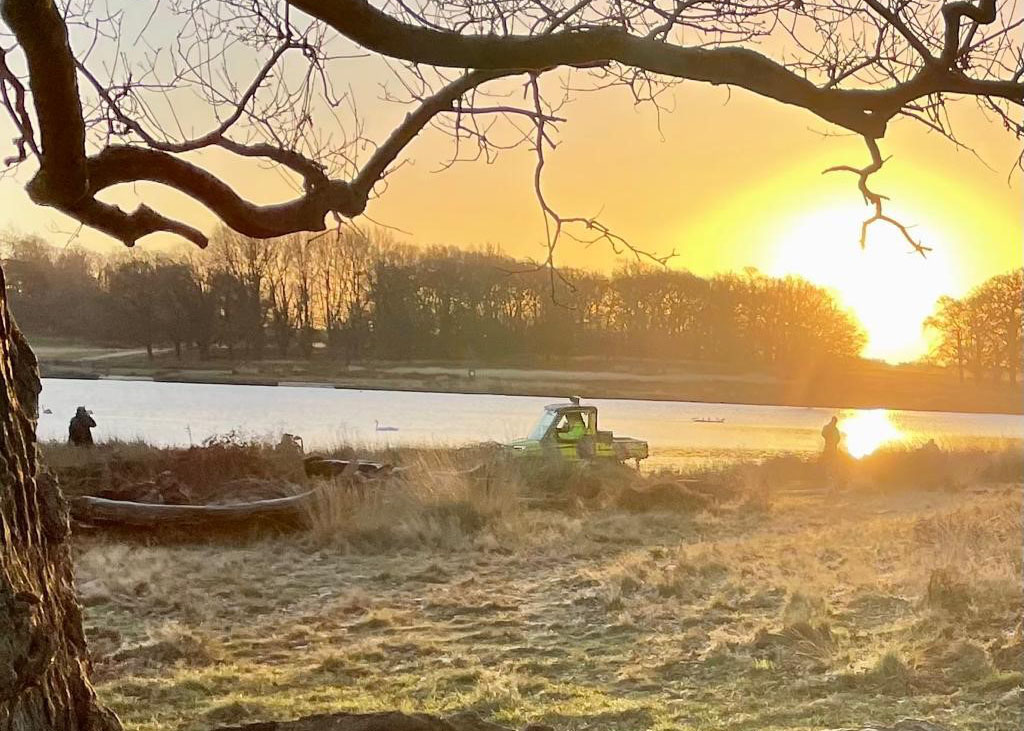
[0,262,120,731]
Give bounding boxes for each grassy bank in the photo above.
[35,342,1024,415]
[47,440,1024,730]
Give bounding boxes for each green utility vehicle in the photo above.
[505,398,649,465]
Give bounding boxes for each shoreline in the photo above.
[39,367,1024,417]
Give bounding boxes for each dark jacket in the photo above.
[69,413,96,446]
[821,421,840,454]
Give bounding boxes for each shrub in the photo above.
[925,567,973,616]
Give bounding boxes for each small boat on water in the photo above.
[692,417,726,424]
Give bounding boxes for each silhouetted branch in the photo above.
[0,46,37,166]
[824,137,932,257]
[291,0,1023,138]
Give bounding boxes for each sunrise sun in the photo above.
[769,204,960,363]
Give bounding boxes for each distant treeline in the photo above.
[926,269,1023,384]
[1,229,958,371]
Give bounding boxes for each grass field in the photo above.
[55,441,1022,731]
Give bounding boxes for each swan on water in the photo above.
[375,420,399,432]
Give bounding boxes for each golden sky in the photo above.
[0,62,1019,363]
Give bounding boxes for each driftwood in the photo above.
[303,456,491,481]
[303,457,394,479]
[69,491,318,528]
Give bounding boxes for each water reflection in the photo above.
[840,409,904,458]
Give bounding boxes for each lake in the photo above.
[37,378,1022,466]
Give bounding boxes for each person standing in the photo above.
[821,415,841,458]
[820,415,845,490]
[68,406,96,447]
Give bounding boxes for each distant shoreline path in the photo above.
[35,368,1024,417]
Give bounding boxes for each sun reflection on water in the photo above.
[840,410,904,458]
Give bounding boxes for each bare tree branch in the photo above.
[0,45,38,165]
[824,136,932,257]
[291,0,1023,138]
[0,0,518,247]
[942,0,997,65]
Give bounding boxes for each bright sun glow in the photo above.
[769,205,960,363]
[840,410,904,458]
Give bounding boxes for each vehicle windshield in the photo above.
[527,410,558,440]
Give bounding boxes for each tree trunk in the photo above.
[1007,340,1019,385]
[955,331,964,384]
[0,264,120,731]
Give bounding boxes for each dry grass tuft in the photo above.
[302,449,524,551]
[111,621,224,668]
[685,440,1022,496]
[43,434,306,500]
[862,651,916,694]
[924,567,973,615]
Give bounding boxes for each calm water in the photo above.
[37,378,1023,467]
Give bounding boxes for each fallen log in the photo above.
[303,456,394,479]
[70,490,318,528]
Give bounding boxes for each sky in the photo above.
[0,8,1020,364]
